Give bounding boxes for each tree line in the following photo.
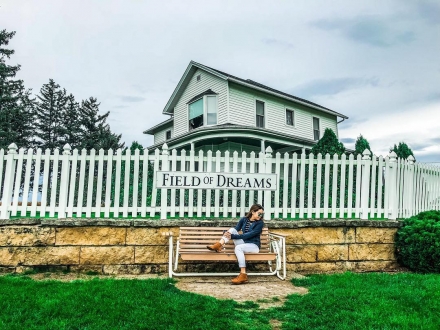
[0,29,123,152]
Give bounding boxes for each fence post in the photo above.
[0,143,18,220]
[407,155,415,217]
[386,151,398,220]
[264,146,273,219]
[58,144,71,219]
[360,149,371,220]
[160,143,169,220]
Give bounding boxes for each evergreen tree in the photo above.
[0,29,35,149]
[80,97,124,150]
[354,134,372,157]
[60,94,82,149]
[35,79,67,150]
[311,128,345,156]
[390,142,415,161]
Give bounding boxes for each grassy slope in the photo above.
[0,272,439,330]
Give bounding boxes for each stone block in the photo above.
[0,226,55,246]
[70,265,103,273]
[80,246,134,265]
[287,261,355,274]
[0,266,16,273]
[0,246,80,266]
[349,244,395,261]
[317,245,348,261]
[126,227,179,245]
[353,261,401,272]
[274,227,355,244]
[102,265,146,275]
[56,227,126,245]
[355,227,397,243]
[286,245,317,262]
[134,246,169,264]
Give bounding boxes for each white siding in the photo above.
[173,69,228,137]
[228,82,338,141]
[154,125,173,145]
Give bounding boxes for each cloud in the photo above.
[312,16,415,47]
[261,38,295,49]
[292,77,378,98]
[417,1,440,25]
[113,105,128,109]
[118,96,146,103]
[340,138,355,144]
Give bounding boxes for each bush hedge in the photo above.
[395,210,440,273]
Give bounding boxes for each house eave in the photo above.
[143,117,174,135]
[162,61,228,115]
[227,77,349,120]
[146,124,317,151]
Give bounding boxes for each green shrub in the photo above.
[395,210,440,273]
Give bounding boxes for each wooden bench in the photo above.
[166,227,286,280]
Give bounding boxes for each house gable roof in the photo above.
[162,61,348,119]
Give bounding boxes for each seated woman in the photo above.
[207,204,265,285]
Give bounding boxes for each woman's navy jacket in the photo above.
[230,217,264,248]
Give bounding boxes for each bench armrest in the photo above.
[269,232,287,238]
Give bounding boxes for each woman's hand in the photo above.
[223,231,232,239]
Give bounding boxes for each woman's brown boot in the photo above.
[206,242,223,253]
[231,273,248,285]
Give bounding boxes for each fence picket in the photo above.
[85,149,95,218]
[132,148,140,218]
[197,150,204,217]
[339,154,346,218]
[290,153,298,219]
[140,150,149,217]
[188,149,195,217]
[206,150,213,217]
[249,152,255,209]
[39,149,51,217]
[369,154,377,219]
[31,149,42,217]
[170,149,177,218]
[316,153,322,219]
[104,149,114,218]
[347,154,354,218]
[299,150,306,218]
[282,152,289,218]
[377,156,384,218]
[354,154,362,218]
[11,148,24,216]
[67,149,79,218]
[307,153,314,219]
[331,154,338,218]
[20,149,33,217]
[114,148,123,218]
[231,151,238,217]
[96,149,105,218]
[214,150,221,217]
[240,151,247,217]
[323,153,330,218]
[179,149,186,218]
[274,152,281,218]
[223,151,230,218]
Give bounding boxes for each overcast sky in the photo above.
[2,0,439,162]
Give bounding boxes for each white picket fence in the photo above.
[0,142,439,220]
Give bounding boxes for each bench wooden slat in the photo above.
[180,253,276,261]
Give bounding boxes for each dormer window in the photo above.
[166,130,171,140]
[188,90,218,131]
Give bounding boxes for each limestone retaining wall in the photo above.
[0,219,402,275]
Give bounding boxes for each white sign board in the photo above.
[156,171,277,191]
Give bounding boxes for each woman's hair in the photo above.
[245,204,264,219]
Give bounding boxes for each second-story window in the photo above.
[188,94,218,131]
[166,130,171,140]
[286,109,294,126]
[189,98,204,130]
[256,100,265,128]
[313,117,320,141]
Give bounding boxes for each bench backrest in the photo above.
[178,227,271,253]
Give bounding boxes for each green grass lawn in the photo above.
[0,272,439,330]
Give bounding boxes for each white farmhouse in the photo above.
[144,61,348,155]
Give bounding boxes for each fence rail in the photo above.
[0,143,439,220]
